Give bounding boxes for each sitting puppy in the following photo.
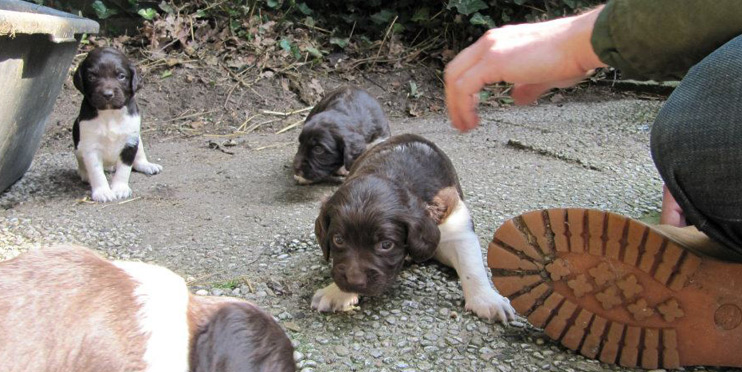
[0,245,296,372]
[73,47,162,202]
[292,86,390,184]
[311,134,515,323]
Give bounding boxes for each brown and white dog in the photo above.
[311,134,515,323]
[73,47,162,202]
[0,245,295,372]
[292,86,391,185]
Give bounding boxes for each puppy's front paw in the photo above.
[111,183,132,200]
[91,187,116,203]
[465,288,516,324]
[293,174,314,185]
[134,162,162,175]
[311,283,359,312]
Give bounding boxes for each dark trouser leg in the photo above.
[651,34,742,255]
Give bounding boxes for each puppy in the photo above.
[73,47,162,202]
[0,245,296,372]
[311,134,516,323]
[293,86,390,184]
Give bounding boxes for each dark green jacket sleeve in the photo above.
[591,0,742,81]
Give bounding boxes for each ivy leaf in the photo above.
[447,0,488,16]
[296,2,312,15]
[92,1,118,19]
[469,12,495,28]
[161,69,173,79]
[411,7,430,23]
[158,1,175,14]
[329,37,349,48]
[370,9,395,25]
[137,8,157,20]
[478,91,490,101]
[266,0,280,9]
[279,39,292,53]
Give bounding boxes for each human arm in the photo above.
[444,6,606,132]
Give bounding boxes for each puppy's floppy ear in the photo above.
[314,200,332,261]
[129,64,142,93]
[192,302,295,372]
[339,131,366,171]
[404,195,440,262]
[73,64,85,94]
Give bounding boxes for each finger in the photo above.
[444,36,495,131]
[510,83,553,105]
[449,59,501,130]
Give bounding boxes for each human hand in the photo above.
[660,185,687,227]
[444,6,606,132]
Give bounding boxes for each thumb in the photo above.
[510,83,552,105]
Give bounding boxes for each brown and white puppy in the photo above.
[311,134,515,323]
[73,47,162,202]
[292,86,391,185]
[0,245,295,372]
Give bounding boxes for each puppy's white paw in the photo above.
[293,174,314,185]
[311,283,359,312]
[91,187,116,203]
[111,183,132,200]
[134,162,162,175]
[465,287,516,324]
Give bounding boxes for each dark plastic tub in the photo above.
[0,0,98,193]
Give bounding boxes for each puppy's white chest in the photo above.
[78,109,140,164]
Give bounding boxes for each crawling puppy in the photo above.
[312,134,516,323]
[73,47,162,202]
[293,86,390,184]
[0,245,296,372]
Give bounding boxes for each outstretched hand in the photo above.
[444,6,606,132]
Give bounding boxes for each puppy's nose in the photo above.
[345,267,367,288]
[102,90,114,100]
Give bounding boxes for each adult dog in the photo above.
[311,134,515,323]
[73,47,162,202]
[293,86,390,184]
[0,245,295,372]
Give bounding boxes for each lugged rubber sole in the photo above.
[489,208,742,369]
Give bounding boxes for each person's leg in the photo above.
[651,34,742,255]
[487,36,742,369]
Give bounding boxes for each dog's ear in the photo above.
[339,131,366,171]
[404,195,440,262]
[129,64,142,93]
[73,64,85,94]
[314,200,332,261]
[192,303,295,372]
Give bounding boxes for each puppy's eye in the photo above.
[332,234,345,246]
[378,240,394,251]
[117,73,127,81]
[312,146,325,155]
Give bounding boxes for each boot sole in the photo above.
[489,208,742,369]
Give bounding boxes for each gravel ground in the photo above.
[1,93,735,371]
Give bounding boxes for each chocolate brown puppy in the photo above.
[0,245,295,372]
[293,86,390,184]
[311,134,515,323]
